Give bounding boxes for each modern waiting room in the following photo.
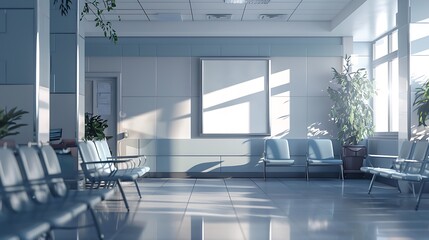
[2,0,429,239]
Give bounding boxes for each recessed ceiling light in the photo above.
[259,14,288,21]
[225,0,270,4]
[206,14,232,20]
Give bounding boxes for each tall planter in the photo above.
[327,56,375,175]
[342,145,367,175]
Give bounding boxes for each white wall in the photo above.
[86,55,341,175]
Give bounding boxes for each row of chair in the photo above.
[0,143,114,240]
[361,141,429,210]
[261,138,343,180]
[77,139,150,211]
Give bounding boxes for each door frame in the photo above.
[85,72,122,153]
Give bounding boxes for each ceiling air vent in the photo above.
[259,14,288,21]
[206,14,232,21]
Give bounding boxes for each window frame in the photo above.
[372,29,399,134]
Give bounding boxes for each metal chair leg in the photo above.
[396,180,402,194]
[340,165,344,181]
[116,180,130,211]
[368,174,376,194]
[134,180,142,198]
[306,164,309,181]
[415,181,426,211]
[263,162,266,180]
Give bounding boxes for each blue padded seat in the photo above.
[306,139,344,181]
[261,139,295,179]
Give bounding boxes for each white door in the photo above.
[85,77,117,155]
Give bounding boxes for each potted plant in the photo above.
[413,79,429,127]
[84,113,108,141]
[0,107,28,146]
[327,55,376,174]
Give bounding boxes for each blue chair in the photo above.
[261,139,295,180]
[306,139,344,181]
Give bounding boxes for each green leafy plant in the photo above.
[84,113,108,141]
[54,0,119,43]
[413,79,429,126]
[0,107,28,140]
[327,55,376,145]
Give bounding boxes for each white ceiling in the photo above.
[82,0,398,41]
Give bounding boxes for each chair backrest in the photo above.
[392,141,415,171]
[17,146,52,204]
[78,141,103,171]
[398,141,415,159]
[307,139,335,160]
[0,148,33,213]
[405,141,429,174]
[39,145,68,197]
[94,140,117,171]
[265,139,291,160]
[78,141,113,175]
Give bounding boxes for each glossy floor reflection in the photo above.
[55,178,429,240]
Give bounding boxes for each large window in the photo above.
[373,30,399,132]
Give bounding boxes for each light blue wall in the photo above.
[86,37,344,58]
[0,8,34,84]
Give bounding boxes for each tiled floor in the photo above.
[56,178,429,240]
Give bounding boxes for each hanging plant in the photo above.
[327,55,376,145]
[0,107,28,140]
[54,0,119,43]
[84,113,108,141]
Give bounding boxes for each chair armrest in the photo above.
[81,159,131,165]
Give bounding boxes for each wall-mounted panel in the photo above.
[0,61,5,84]
[156,156,221,173]
[201,58,270,136]
[1,9,34,84]
[157,57,191,97]
[122,57,156,97]
[50,33,77,92]
[50,0,77,33]
[0,10,5,32]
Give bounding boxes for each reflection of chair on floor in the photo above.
[306,139,344,181]
[261,139,295,180]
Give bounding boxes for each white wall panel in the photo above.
[271,57,307,97]
[50,94,76,139]
[156,97,191,139]
[307,96,336,138]
[122,57,157,97]
[87,57,122,72]
[157,57,191,96]
[307,57,342,97]
[270,96,307,138]
[156,156,221,173]
[121,97,157,138]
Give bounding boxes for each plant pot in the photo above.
[342,145,367,175]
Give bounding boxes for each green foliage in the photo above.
[54,0,119,43]
[0,107,28,140]
[84,113,108,141]
[327,55,376,145]
[413,79,429,126]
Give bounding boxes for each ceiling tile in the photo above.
[145,9,192,14]
[139,3,190,10]
[289,14,336,21]
[244,9,293,15]
[192,3,245,10]
[297,2,348,10]
[245,3,300,10]
[193,9,244,15]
